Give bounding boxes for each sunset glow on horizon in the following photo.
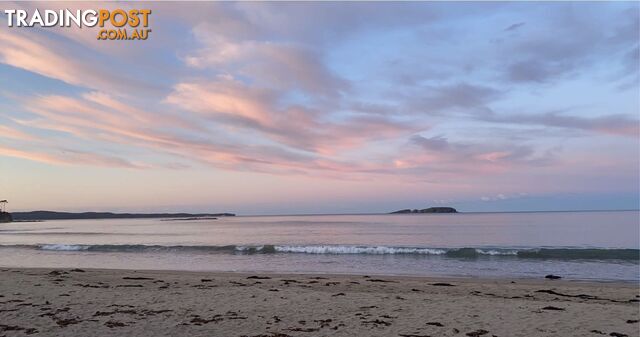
[1,2,638,215]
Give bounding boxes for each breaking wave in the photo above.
[0,244,637,261]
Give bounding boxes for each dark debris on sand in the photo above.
[104,320,128,328]
[362,319,392,327]
[55,317,81,327]
[187,311,247,326]
[431,283,456,287]
[535,289,597,300]
[366,278,397,283]
[541,306,565,311]
[122,276,154,280]
[466,329,489,336]
[0,324,38,335]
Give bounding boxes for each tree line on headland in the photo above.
[6,211,236,221]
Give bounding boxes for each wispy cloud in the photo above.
[476,109,639,138]
[0,12,168,98]
[0,145,142,168]
[0,1,637,195]
[504,22,525,32]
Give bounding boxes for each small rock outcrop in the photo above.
[390,207,458,214]
[0,212,12,223]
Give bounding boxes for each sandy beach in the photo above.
[0,268,637,337]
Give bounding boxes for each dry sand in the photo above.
[0,268,638,337]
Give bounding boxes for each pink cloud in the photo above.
[0,145,141,168]
[4,89,424,180]
[185,33,348,96]
[165,77,421,155]
[0,28,159,96]
[0,125,36,141]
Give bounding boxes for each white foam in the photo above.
[273,245,447,255]
[476,249,518,256]
[39,244,89,251]
[235,245,265,251]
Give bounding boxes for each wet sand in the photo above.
[0,268,638,336]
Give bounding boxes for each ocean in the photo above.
[0,211,638,281]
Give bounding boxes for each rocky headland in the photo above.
[390,207,458,214]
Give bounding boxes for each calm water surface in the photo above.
[0,211,638,281]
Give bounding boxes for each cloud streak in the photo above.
[0,1,637,194]
[477,110,639,138]
[0,145,141,168]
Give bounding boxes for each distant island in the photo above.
[10,211,235,221]
[390,207,458,214]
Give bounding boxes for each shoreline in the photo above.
[3,266,639,285]
[1,267,638,336]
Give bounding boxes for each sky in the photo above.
[0,2,638,215]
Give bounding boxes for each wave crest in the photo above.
[0,244,635,261]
